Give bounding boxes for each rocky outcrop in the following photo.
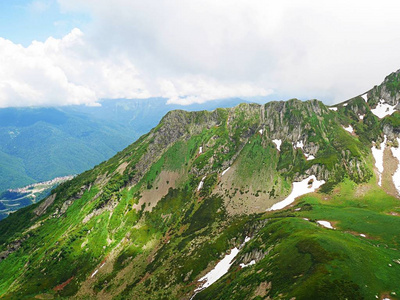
[33,193,56,217]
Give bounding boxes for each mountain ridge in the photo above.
[1,70,400,298]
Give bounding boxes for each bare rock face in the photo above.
[33,193,56,216]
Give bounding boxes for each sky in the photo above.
[1,0,400,107]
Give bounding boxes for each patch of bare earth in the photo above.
[382,147,398,198]
[132,170,181,212]
[354,182,372,198]
[253,281,271,298]
[115,161,128,175]
[215,164,286,215]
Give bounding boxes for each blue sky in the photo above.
[1,0,400,108]
[0,0,89,46]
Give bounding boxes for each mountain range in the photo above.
[0,97,248,193]
[1,70,400,299]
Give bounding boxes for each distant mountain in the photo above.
[1,70,400,298]
[0,98,248,192]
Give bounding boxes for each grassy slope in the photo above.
[0,99,399,299]
[196,177,400,300]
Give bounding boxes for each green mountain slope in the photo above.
[1,71,400,299]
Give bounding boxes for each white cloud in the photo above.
[0,29,149,107]
[2,0,400,107]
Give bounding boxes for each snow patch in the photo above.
[197,176,206,191]
[221,167,230,176]
[343,125,354,133]
[371,99,397,119]
[391,138,400,195]
[371,135,387,186]
[268,175,325,211]
[195,237,251,293]
[259,129,263,135]
[240,260,256,268]
[343,103,348,106]
[329,107,338,111]
[272,139,282,151]
[317,220,334,229]
[360,234,366,238]
[304,153,315,160]
[294,140,304,150]
[91,269,98,278]
[359,115,364,120]
[361,93,368,102]
[199,147,203,154]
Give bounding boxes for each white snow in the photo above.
[391,138,400,195]
[317,220,334,229]
[199,147,203,154]
[371,99,397,119]
[343,125,354,133]
[259,129,263,135]
[295,140,304,150]
[359,115,364,120]
[268,175,325,211]
[221,167,230,176]
[360,234,366,237]
[195,247,240,291]
[371,135,387,186]
[343,103,348,106]
[197,176,206,191]
[195,237,251,293]
[91,269,98,278]
[304,153,315,160]
[272,139,282,151]
[329,107,338,111]
[361,93,368,102]
[240,260,256,268]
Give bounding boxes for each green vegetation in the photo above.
[1,86,400,299]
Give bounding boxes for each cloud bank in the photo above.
[2,0,400,107]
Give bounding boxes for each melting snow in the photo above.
[240,260,256,268]
[295,140,304,150]
[329,107,338,111]
[361,93,368,102]
[91,269,98,278]
[371,99,397,119]
[343,125,354,133]
[304,153,315,160]
[317,220,334,229]
[272,139,282,151]
[221,167,230,176]
[391,138,400,195]
[195,237,251,293]
[197,176,206,191]
[371,135,387,186]
[199,147,203,154]
[268,175,325,211]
